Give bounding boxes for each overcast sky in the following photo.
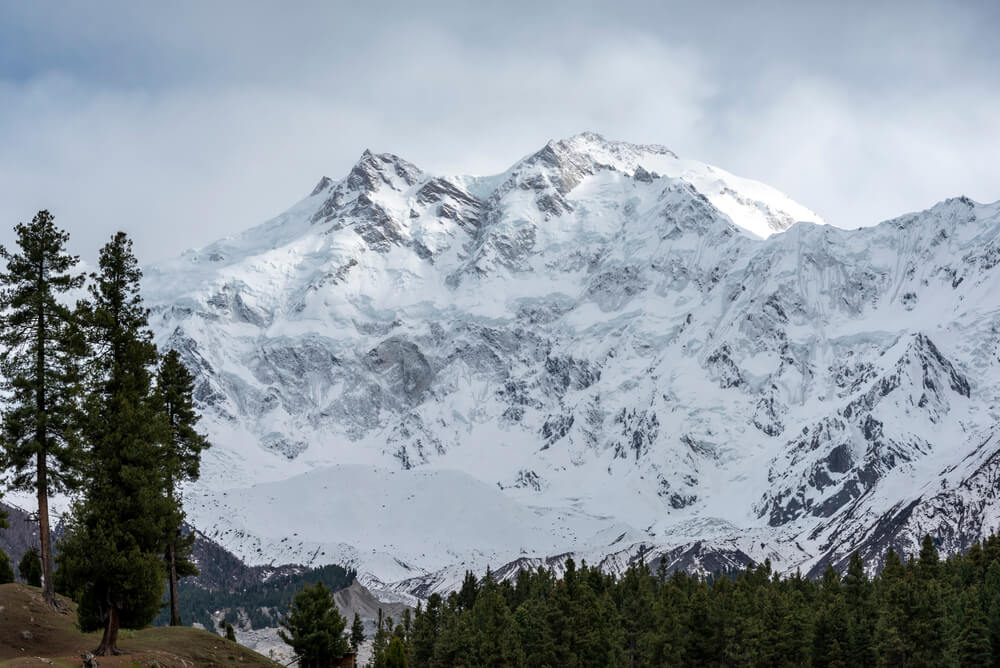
[0,1,997,263]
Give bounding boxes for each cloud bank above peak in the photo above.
[0,1,997,262]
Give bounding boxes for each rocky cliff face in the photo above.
[143,133,1000,597]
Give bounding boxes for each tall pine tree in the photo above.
[410,594,442,665]
[842,551,878,667]
[58,232,174,655]
[155,349,210,626]
[351,611,366,653]
[0,210,87,606]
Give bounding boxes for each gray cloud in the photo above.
[0,1,997,262]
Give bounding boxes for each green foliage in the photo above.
[384,634,408,667]
[225,621,237,642]
[410,594,442,665]
[58,232,176,652]
[959,588,991,666]
[0,548,13,584]
[470,574,523,666]
[371,533,1000,667]
[278,581,348,667]
[351,612,366,651]
[457,570,478,611]
[156,349,210,486]
[0,210,87,494]
[18,546,42,586]
[60,534,166,633]
[369,609,393,668]
[0,210,88,602]
[156,349,210,625]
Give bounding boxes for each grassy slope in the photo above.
[0,583,282,668]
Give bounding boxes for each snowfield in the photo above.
[144,133,1000,598]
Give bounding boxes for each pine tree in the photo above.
[911,536,951,666]
[824,638,847,668]
[384,630,408,668]
[646,575,685,665]
[410,594,442,664]
[513,595,557,667]
[225,621,237,642]
[684,583,718,666]
[470,575,524,667]
[842,552,878,667]
[984,560,1000,667]
[401,608,412,639]
[57,232,174,655]
[877,548,915,666]
[617,562,655,666]
[351,611,366,652]
[917,534,940,581]
[430,597,474,668]
[278,581,348,668]
[18,546,42,587]
[813,596,849,668]
[371,608,390,666]
[155,349,210,626]
[0,211,87,606]
[457,570,479,610]
[958,588,991,666]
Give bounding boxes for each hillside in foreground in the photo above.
[0,583,280,667]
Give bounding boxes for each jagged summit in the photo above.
[144,134,1000,599]
[346,149,423,193]
[539,131,679,172]
[309,175,333,197]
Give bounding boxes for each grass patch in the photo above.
[0,583,280,667]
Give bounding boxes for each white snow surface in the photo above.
[144,133,1000,596]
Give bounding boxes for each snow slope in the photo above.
[145,133,1000,596]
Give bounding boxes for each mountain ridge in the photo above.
[142,133,999,599]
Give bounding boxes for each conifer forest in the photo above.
[359,536,1000,667]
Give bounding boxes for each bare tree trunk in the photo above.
[95,604,121,655]
[168,538,181,626]
[37,452,56,606]
[35,283,56,608]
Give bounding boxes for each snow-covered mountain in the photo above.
[145,132,1000,598]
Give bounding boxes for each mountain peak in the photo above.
[524,132,677,179]
[559,131,677,160]
[310,176,333,197]
[347,150,423,193]
[148,133,1000,599]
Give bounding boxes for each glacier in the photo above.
[143,132,1000,599]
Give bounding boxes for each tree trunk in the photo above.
[35,272,56,608]
[95,604,121,655]
[37,452,56,606]
[168,537,180,626]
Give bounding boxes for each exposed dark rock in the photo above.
[366,337,434,402]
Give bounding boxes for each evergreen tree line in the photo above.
[361,534,1000,668]
[0,211,209,655]
[153,562,355,632]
